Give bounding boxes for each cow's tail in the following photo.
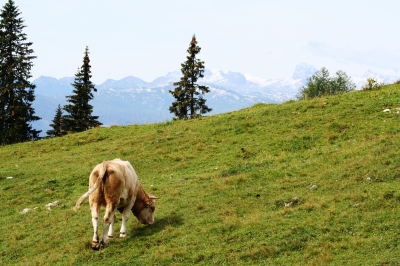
[73,161,107,211]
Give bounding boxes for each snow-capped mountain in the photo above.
[291,63,318,83]
[31,63,399,136]
[352,70,399,88]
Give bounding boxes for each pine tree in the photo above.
[63,46,101,133]
[46,104,66,137]
[169,35,212,120]
[0,0,41,145]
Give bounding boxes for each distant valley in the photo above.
[31,63,399,136]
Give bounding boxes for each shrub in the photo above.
[361,78,384,90]
[297,67,355,100]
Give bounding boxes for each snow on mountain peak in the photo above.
[32,62,400,137]
[292,62,317,81]
[242,73,269,86]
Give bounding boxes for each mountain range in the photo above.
[31,63,399,136]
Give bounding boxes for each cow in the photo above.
[74,159,158,250]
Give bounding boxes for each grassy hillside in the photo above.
[1,84,400,265]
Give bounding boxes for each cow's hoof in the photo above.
[101,240,108,248]
[108,235,114,239]
[119,232,126,238]
[92,240,100,250]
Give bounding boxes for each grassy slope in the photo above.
[1,84,400,265]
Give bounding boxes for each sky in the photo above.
[5,0,400,84]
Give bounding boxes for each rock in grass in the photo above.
[20,208,30,214]
[19,207,39,214]
[45,200,59,210]
[284,197,299,208]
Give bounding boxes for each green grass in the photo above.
[1,84,400,265]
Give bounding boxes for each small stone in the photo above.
[309,185,317,190]
[45,200,59,210]
[20,208,30,214]
[284,201,292,207]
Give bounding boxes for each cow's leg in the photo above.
[119,204,134,238]
[112,207,123,238]
[107,214,116,239]
[101,204,116,247]
[90,203,101,250]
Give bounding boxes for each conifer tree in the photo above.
[46,104,66,137]
[169,35,212,120]
[63,46,101,133]
[0,0,41,145]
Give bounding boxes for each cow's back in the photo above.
[89,159,140,208]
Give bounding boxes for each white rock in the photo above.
[6,176,13,179]
[45,200,59,210]
[20,208,31,214]
[383,109,391,113]
[284,201,292,207]
[309,185,318,190]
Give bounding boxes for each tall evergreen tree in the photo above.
[46,104,66,137]
[63,46,101,133]
[169,35,212,120]
[0,0,41,145]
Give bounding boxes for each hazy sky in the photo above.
[6,0,400,84]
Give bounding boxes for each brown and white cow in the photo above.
[74,159,158,250]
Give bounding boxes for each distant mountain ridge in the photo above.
[31,63,399,136]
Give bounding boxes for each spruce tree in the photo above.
[0,0,41,145]
[46,104,66,137]
[169,35,212,120]
[63,46,101,133]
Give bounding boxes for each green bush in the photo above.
[297,67,355,100]
[361,77,384,90]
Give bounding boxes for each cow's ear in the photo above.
[149,195,159,200]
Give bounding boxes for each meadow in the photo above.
[1,84,400,265]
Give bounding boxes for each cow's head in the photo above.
[133,195,159,225]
